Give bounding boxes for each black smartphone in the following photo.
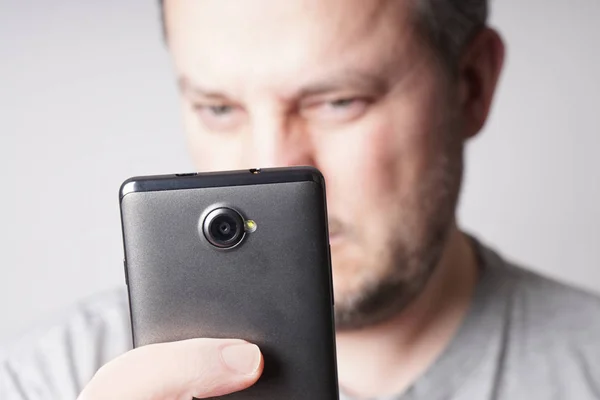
[119,166,338,399]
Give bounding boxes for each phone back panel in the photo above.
[120,168,338,400]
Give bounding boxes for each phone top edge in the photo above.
[119,166,324,202]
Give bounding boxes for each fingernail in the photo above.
[221,343,261,375]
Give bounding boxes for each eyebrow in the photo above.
[178,77,231,100]
[295,70,390,98]
[177,69,391,101]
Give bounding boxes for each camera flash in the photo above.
[244,220,257,233]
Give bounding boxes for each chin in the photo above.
[331,264,362,303]
[331,256,385,307]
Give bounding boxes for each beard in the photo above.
[333,121,465,330]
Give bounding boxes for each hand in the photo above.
[78,338,263,399]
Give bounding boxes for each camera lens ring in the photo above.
[202,207,246,249]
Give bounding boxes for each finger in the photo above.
[78,338,263,400]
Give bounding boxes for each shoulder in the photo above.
[494,250,600,338]
[479,243,600,396]
[0,288,132,399]
[480,242,600,339]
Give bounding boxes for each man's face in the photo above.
[165,0,465,328]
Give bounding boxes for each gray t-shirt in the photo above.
[2,240,600,399]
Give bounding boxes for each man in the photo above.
[2,0,600,399]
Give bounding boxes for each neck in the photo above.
[335,226,479,399]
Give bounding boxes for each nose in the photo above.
[247,117,316,168]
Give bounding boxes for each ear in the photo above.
[458,28,505,139]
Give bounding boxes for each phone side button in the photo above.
[328,245,334,306]
[123,258,129,286]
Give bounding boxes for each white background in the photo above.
[1,0,599,344]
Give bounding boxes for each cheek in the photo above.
[317,113,422,213]
[362,101,441,203]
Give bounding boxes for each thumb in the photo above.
[78,338,263,400]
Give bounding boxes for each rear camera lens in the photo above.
[203,208,245,249]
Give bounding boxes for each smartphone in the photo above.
[119,166,338,399]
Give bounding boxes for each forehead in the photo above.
[164,0,421,91]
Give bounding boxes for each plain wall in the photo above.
[1,0,599,345]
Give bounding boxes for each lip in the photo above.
[328,232,343,246]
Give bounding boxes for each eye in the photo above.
[193,103,244,132]
[330,98,358,108]
[301,97,370,123]
[195,104,235,117]
[206,105,234,115]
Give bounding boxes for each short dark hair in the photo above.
[413,0,488,70]
[158,0,487,71]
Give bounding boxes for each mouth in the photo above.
[327,219,345,245]
[328,230,344,246]
[329,232,340,240]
